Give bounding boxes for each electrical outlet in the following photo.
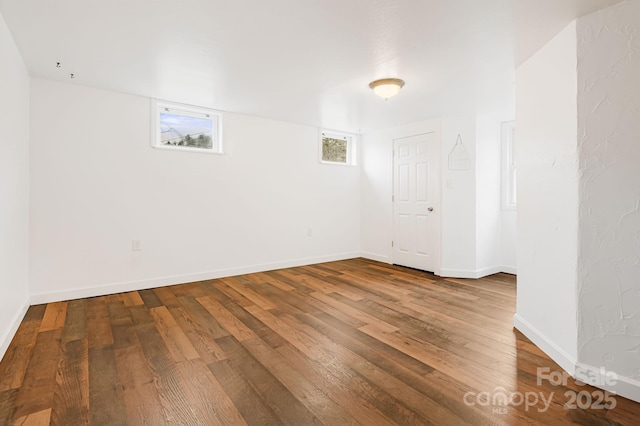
[132,240,142,251]
[306,228,313,237]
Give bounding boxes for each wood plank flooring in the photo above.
[1,258,638,425]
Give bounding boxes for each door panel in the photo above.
[398,214,411,252]
[416,215,429,255]
[399,165,410,201]
[416,162,428,201]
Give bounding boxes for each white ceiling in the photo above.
[0,0,623,132]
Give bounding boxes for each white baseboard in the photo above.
[439,266,501,279]
[439,266,517,279]
[574,363,640,404]
[439,269,478,279]
[514,314,640,404]
[0,296,30,363]
[500,265,517,275]
[513,313,577,375]
[30,252,360,304]
[359,257,516,278]
[475,266,505,278]
[360,252,392,264]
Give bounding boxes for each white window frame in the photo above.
[319,130,357,166]
[501,121,516,210]
[151,99,223,154]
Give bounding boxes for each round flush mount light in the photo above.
[369,78,405,99]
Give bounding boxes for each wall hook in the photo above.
[448,134,471,170]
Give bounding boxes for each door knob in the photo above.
[428,207,434,212]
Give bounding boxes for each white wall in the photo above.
[475,115,503,276]
[440,117,478,277]
[29,79,361,302]
[577,0,640,401]
[359,126,394,264]
[514,21,579,372]
[0,11,30,360]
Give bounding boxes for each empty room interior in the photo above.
[1,0,639,424]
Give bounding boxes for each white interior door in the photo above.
[393,133,439,272]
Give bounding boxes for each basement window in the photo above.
[320,130,356,165]
[502,121,516,209]
[152,100,223,154]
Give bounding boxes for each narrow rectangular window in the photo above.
[320,130,356,165]
[152,100,223,154]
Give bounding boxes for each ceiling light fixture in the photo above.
[369,78,405,99]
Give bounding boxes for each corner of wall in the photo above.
[0,296,30,363]
[574,0,640,405]
[0,8,32,364]
[515,15,579,369]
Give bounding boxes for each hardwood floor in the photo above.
[1,258,638,425]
